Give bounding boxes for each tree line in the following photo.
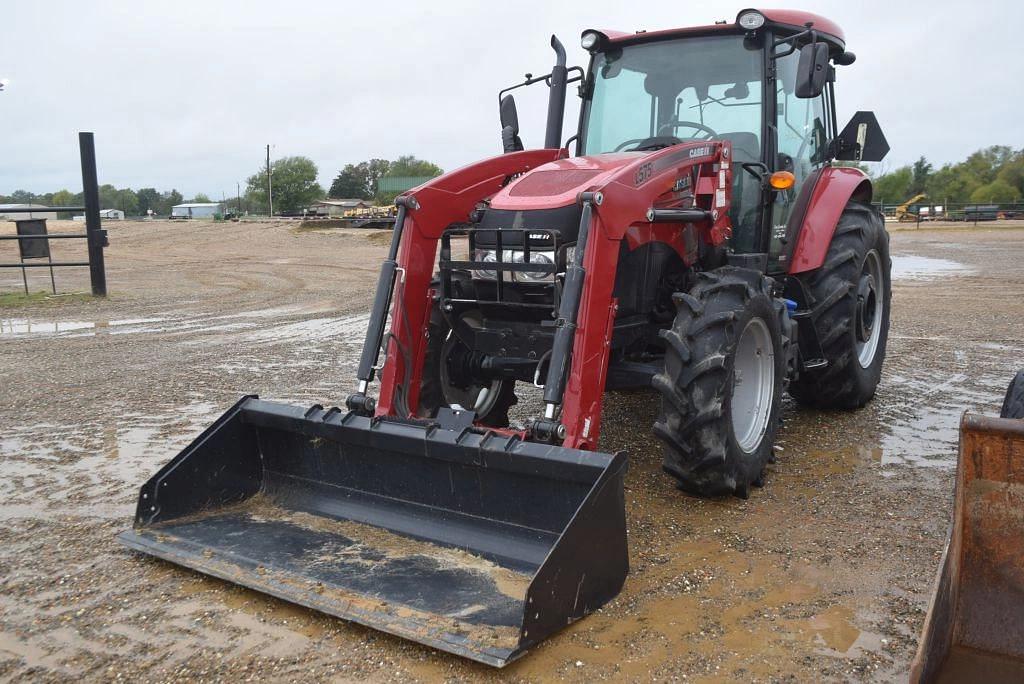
[0,187,197,217]
[15,145,1014,217]
[2,154,443,217]
[327,155,443,206]
[871,146,1023,206]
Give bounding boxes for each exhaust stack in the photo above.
[544,35,568,149]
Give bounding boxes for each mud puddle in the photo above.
[0,317,165,337]
[197,312,369,347]
[890,254,972,281]
[0,304,364,344]
[0,399,221,520]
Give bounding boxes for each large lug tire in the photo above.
[417,303,518,427]
[1001,371,1024,419]
[653,268,787,498]
[789,201,891,409]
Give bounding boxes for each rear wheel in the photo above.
[789,201,891,408]
[653,268,787,498]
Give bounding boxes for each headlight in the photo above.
[736,9,765,30]
[471,249,557,282]
[512,251,555,283]
[472,249,498,279]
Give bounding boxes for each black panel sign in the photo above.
[15,219,50,260]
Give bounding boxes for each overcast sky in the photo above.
[2,0,1021,197]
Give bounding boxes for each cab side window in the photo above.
[771,49,829,261]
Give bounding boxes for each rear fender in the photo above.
[787,166,873,274]
[376,149,564,418]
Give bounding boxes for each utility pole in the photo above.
[266,144,273,217]
[237,182,242,216]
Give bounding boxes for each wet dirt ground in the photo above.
[1,220,1021,682]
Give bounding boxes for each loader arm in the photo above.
[556,141,733,448]
[371,149,565,418]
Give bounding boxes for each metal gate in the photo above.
[0,132,108,296]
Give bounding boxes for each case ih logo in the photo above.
[688,146,712,158]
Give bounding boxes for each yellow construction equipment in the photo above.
[896,193,928,222]
[911,372,1024,683]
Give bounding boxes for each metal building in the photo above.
[171,202,223,219]
[312,199,372,216]
[376,176,435,195]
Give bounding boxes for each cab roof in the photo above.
[599,9,845,50]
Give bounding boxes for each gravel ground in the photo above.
[0,220,1021,682]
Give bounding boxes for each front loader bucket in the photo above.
[117,396,628,667]
[910,414,1024,683]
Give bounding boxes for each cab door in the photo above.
[768,48,830,271]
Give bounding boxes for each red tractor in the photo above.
[121,9,891,667]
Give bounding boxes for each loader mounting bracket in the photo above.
[345,392,376,415]
[527,417,567,443]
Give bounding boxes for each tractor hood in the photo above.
[489,153,645,211]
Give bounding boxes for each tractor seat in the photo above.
[716,131,760,163]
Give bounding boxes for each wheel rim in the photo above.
[731,318,775,453]
[856,249,884,368]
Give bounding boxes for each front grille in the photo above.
[438,226,562,313]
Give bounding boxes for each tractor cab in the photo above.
[499,9,885,272]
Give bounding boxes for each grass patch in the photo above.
[0,291,97,308]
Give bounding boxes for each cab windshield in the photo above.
[581,34,766,245]
[581,34,763,163]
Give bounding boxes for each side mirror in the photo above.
[795,43,828,98]
[832,111,889,162]
[500,94,524,153]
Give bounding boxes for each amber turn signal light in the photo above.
[769,171,795,190]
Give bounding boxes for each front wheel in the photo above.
[789,201,891,408]
[1001,371,1024,419]
[653,268,788,498]
[417,305,517,427]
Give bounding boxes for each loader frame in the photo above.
[354,141,734,450]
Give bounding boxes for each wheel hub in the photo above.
[855,250,885,369]
[855,272,877,343]
[442,340,475,391]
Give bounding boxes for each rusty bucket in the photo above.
[910,413,1024,683]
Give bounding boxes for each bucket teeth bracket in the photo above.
[433,406,477,432]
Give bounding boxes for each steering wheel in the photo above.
[613,121,720,152]
[614,135,681,152]
[658,120,719,139]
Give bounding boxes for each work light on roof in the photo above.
[737,10,766,30]
[581,30,603,51]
